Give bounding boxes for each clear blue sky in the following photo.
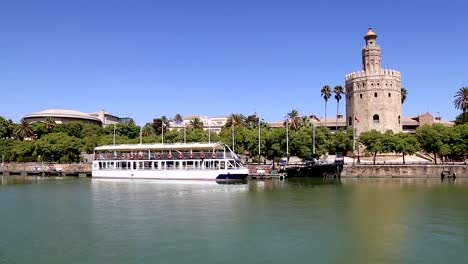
[1,0,467,124]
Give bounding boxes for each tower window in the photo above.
[348,116,353,126]
[374,92,377,97]
[388,93,391,97]
[370,41,373,44]
[398,115,401,124]
[377,83,380,86]
[360,94,362,99]
[373,114,380,124]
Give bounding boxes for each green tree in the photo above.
[190,117,204,130]
[415,124,449,164]
[34,132,81,162]
[321,85,332,127]
[285,109,300,131]
[43,117,56,133]
[359,130,385,164]
[15,119,34,141]
[329,129,353,154]
[225,113,247,151]
[142,123,155,137]
[455,112,468,125]
[333,85,344,131]
[454,87,468,116]
[393,133,419,164]
[173,114,183,125]
[401,87,408,104]
[0,118,15,139]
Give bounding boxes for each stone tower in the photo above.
[345,27,402,134]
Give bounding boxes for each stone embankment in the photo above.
[343,164,468,178]
[1,163,92,177]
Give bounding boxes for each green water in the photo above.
[1,177,468,264]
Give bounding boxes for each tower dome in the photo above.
[364,27,377,40]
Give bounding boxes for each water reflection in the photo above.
[0,175,43,186]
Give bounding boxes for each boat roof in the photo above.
[94,142,226,151]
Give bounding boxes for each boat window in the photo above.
[193,161,199,169]
[219,161,225,169]
[121,162,127,170]
[214,161,219,169]
[167,161,174,169]
[144,161,151,170]
[133,162,137,170]
[138,162,144,170]
[153,161,159,169]
[161,161,166,169]
[99,162,103,169]
[187,160,194,170]
[227,160,235,169]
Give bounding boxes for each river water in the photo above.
[1,177,467,263]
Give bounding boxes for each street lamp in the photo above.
[285,117,289,159]
[312,122,316,157]
[257,112,261,164]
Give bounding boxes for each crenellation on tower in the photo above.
[345,27,402,134]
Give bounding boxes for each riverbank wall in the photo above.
[342,164,468,178]
[1,163,467,178]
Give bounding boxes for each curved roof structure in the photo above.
[24,109,101,123]
[94,142,226,152]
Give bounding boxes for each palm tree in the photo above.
[173,114,183,126]
[401,87,408,104]
[321,85,332,127]
[285,109,300,131]
[453,87,468,115]
[225,113,247,128]
[43,117,56,133]
[334,85,344,131]
[15,119,34,140]
[142,123,155,137]
[225,113,246,152]
[190,117,204,129]
[246,114,260,129]
[161,115,170,130]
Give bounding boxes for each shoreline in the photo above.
[1,163,467,178]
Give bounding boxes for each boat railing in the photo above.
[94,151,234,161]
[96,166,238,171]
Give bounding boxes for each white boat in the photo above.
[92,142,249,181]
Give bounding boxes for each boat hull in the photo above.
[285,164,343,178]
[92,168,249,181]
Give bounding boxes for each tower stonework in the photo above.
[345,28,402,134]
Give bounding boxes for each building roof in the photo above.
[24,109,101,122]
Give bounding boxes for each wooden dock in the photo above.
[248,173,287,180]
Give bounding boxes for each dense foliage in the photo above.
[1,113,467,164]
[0,114,356,163]
[359,124,468,164]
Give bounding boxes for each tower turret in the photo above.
[362,27,381,72]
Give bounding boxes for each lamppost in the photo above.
[312,122,316,157]
[231,123,235,153]
[285,117,289,160]
[257,112,261,164]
